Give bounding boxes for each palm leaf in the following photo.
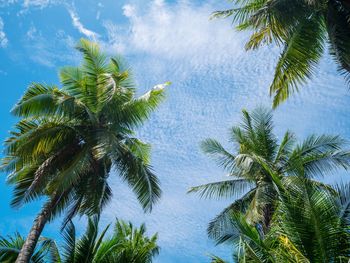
[270,14,326,107]
[188,179,254,200]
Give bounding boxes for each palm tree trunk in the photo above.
[15,194,60,263]
[262,203,275,234]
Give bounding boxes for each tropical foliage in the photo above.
[50,217,159,263]
[0,234,53,263]
[1,3,350,261]
[212,0,350,107]
[189,107,350,242]
[209,175,350,262]
[0,218,159,263]
[0,39,168,262]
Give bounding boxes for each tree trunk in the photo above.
[262,203,274,234]
[15,194,60,263]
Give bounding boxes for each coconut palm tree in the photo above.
[49,217,159,263]
[213,176,350,262]
[1,39,169,262]
[0,233,53,263]
[212,0,350,107]
[0,217,159,263]
[189,107,350,240]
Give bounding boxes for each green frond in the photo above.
[188,179,253,200]
[274,131,296,165]
[46,145,91,194]
[74,216,99,263]
[334,182,350,224]
[201,139,237,172]
[117,82,168,128]
[286,134,350,178]
[115,156,161,212]
[207,189,256,242]
[0,233,51,263]
[270,15,326,107]
[326,0,350,87]
[124,138,152,165]
[209,254,229,263]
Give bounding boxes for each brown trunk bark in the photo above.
[15,194,60,263]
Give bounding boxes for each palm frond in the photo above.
[286,135,350,178]
[61,220,76,262]
[74,216,100,263]
[201,139,237,172]
[270,14,326,107]
[326,0,350,86]
[188,179,253,200]
[110,140,161,212]
[208,189,256,242]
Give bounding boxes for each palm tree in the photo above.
[188,107,350,240]
[49,217,159,263]
[0,217,159,263]
[0,234,53,263]
[213,176,350,262]
[1,39,169,262]
[99,219,159,263]
[212,0,350,107]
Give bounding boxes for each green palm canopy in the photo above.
[0,217,159,263]
[189,107,350,241]
[212,0,350,107]
[214,177,350,262]
[0,234,53,263]
[1,39,168,262]
[51,217,159,263]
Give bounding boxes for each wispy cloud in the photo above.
[26,25,37,39]
[0,0,17,7]
[67,6,99,41]
[24,27,79,67]
[18,0,62,14]
[0,17,8,48]
[102,0,247,67]
[23,0,50,8]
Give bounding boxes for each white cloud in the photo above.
[102,0,247,67]
[122,4,136,17]
[17,0,64,15]
[101,21,125,53]
[26,25,37,39]
[0,17,8,48]
[67,6,99,41]
[23,0,50,8]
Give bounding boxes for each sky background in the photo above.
[1,0,350,262]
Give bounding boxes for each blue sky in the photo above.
[1,0,350,262]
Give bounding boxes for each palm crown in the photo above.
[189,107,350,240]
[213,178,350,262]
[3,39,167,218]
[0,234,52,263]
[213,0,350,107]
[52,217,159,263]
[1,39,168,262]
[0,217,159,263]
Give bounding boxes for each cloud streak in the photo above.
[0,17,8,48]
[67,7,99,40]
[102,0,247,67]
[23,0,50,8]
